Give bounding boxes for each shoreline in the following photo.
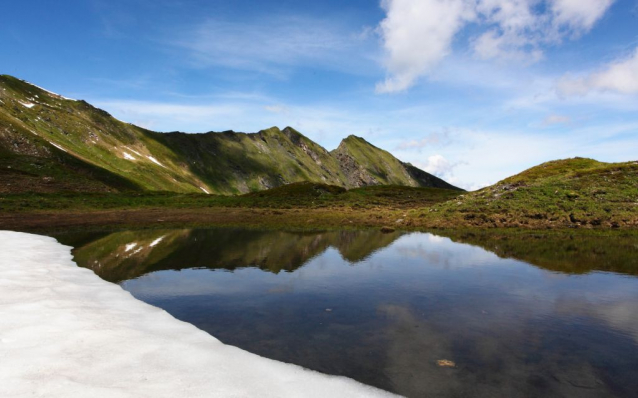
[0,230,395,398]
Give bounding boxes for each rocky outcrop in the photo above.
[331,142,379,187]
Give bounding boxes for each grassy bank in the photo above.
[0,183,459,213]
[2,157,637,232]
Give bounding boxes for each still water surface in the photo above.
[56,228,638,397]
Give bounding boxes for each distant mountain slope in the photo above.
[156,127,350,194]
[332,135,459,190]
[0,75,460,194]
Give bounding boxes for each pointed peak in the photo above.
[340,135,378,149]
[282,126,299,134]
[257,126,282,137]
[282,126,310,142]
[342,135,370,143]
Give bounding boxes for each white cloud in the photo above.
[557,47,638,97]
[376,0,474,93]
[551,0,614,32]
[376,0,614,92]
[419,154,459,179]
[472,0,545,62]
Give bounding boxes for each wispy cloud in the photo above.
[168,16,375,77]
[418,154,464,180]
[557,46,638,96]
[395,130,453,151]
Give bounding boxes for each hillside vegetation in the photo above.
[0,75,458,195]
[419,158,638,229]
[0,182,461,213]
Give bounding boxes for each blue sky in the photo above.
[3,0,638,189]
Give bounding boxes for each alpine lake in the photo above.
[52,227,638,398]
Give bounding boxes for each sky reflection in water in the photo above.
[61,228,638,398]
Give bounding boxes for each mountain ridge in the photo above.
[0,75,461,195]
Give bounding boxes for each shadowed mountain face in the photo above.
[0,75,460,194]
[61,228,404,282]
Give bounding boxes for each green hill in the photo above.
[422,158,638,228]
[0,75,459,194]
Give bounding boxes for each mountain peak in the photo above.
[0,75,460,194]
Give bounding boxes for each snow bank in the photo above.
[126,147,143,157]
[18,101,35,108]
[0,231,395,398]
[146,156,165,168]
[149,236,164,247]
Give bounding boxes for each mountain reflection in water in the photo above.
[55,228,638,398]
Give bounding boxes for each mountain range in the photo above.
[0,75,459,195]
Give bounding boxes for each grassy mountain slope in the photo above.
[421,158,638,228]
[156,127,349,194]
[332,135,459,190]
[0,75,457,194]
[0,75,208,193]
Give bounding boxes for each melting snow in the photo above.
[124,243,138,252]
[200,186,211,194]
[0,231,394,397]
[147,156,165,168]
[18,101,35,108]
[123,152,136,161]
[149,236,165,247]
[127,147,143,157]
